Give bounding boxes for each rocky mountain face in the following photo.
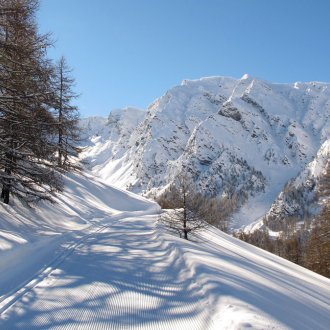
[260,140,329,232]
[80,75,330,228]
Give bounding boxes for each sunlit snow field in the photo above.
[0,171,329,329]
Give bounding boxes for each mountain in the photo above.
[81,75,330,228]
[231,140,329,278]
[80,108,146,182]
[252,139,330,232]
[1,76,329,327]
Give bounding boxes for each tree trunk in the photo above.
[2,187,10,204]
[58,126,63,167]
[58,100,63,167]
[58,58,64,167]
[183,191,188,239]
[2,151,13,204]
[183,227,188,240]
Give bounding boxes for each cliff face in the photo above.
[261,140,329,231]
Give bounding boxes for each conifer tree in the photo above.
[51,56,80,169]
[0,0,62,204]
[305,162,330,277]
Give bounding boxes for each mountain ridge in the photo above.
[80,75,330,228]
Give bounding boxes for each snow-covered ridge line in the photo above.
[80,75,330,228]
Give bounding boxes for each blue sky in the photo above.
[38,0,330,117]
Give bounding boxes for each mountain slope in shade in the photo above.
[0,170,329,329]
[246,139,330,232]
[81,75,330,228]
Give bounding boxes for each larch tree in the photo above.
[159,174,209,240]
[0,0,62,204]
[51,56,80,169]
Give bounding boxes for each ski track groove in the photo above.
[0,218,112,316]
[0,214,211,329]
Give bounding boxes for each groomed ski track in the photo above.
[0,172,329,329]
[0,210,212,329]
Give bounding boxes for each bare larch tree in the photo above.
[0,0,62,204]
[51,56,80,169]
[159,174,209,240]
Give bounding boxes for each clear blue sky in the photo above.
[38,0,330,117]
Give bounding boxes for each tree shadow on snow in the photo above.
[0,217,210,329]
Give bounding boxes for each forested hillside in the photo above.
[236,148,330,278]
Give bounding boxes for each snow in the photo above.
[302,139,330,180]
[0,169,330,329]
[241,73,250,80]
[80,76,330,229]
[0,171,157,302]
[255,138,330,231]
[1,75,330,328]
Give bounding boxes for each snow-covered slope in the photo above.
[81,75,330,228]
[258,139,330,231]
[0,170,158,299]
[80,107,146,185]
[0,170,329,329]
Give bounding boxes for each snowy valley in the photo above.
[0,75,329,329]
[1,0,330,328]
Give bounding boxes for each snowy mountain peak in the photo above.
[81,75,330,228]
[240,73,251,80]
